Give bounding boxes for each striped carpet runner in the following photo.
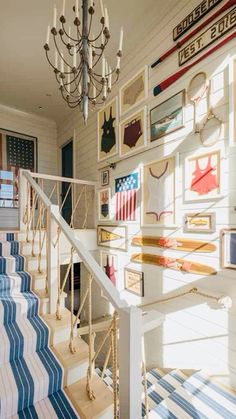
[0,233,79,418]
[97,366,236,417]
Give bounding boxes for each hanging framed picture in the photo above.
[221,228,236,270]
[150,90,185,141]
[119,66,148,116]
[101,169,109,186]
[115,172,139,222]
[97,225,127,251]
[124,268,144,297]
[142,156,175,227]
[119,107,147,157]
[184,212,216,233]
[100,251,118,299]
[97,97,118,162]
[98,188,111,221]
[184,150,221,202]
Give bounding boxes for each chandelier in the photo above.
[44,0,123,123]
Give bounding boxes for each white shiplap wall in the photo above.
[57,0,236,388]
[0,104,58,229]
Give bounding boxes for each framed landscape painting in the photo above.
[150,90,185,141]
[97,97,118,162]
[119,107,147,157]
[119,66,148,115]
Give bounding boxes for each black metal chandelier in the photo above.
[44,0,123,123]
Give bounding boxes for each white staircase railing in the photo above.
[19,169,143,419]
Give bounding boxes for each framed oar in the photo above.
[151,0,235,68]
[131,236,216,253]
[131,253,217,276]
[153,30,236,96]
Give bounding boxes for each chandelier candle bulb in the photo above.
[46,25,50,45]
[68,26,71,40]
[102,57,105,78]
[116,55,121,70]
[108,67,112,90]
[101,31,104,46]
[103,83,107,99]
[104,7,109,29]
[88,45,93,69]
[55,51,58,68]
[93,83,96,99]
[60,53,64,73]
[62,0,66,17]
[53,6,57,28]
[100,0,104,17]
[73,47,77,68]
[75,0,79,18]
[119,27,123,52]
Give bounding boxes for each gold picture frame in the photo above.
[184,212,216,233]
[119,66,148,116]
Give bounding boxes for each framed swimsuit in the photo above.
[119,107,147,157]
[142,156,176,227]
[97,97,118,162]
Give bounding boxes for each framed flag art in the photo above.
[115,172,139,222]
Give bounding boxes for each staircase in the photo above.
[96,366,236,418]
[0,233,78,418]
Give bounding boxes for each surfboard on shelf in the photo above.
[131,253,217,276]
[131,236,216,253]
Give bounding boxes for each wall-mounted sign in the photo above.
[179,7,236,66]
[173,0,223,41]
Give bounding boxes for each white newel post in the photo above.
[118,306,142,419]
[19,170,30,231]
[47,205,60,314]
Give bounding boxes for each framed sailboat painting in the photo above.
[97,97,118,162]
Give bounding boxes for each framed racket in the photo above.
[187,72,209,133]
[199,79,222,147]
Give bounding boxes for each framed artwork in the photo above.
[100,251,118,299]
[119,66,148,116]
[150,90,185,141]
[184,212,216,233]
[101,169,109,186]
[97,97,118,162]
[124,268,144,297]
[0,128,38,208]
[98,188,111,221]
[221,228,236,270]
[97,225,127,251]
[184,150,221,201]
[142,157,175,227]
[119,107,147,157]
[115,172,139,222]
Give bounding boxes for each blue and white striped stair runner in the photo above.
[0,233,79,418]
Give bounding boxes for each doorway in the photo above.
[61,140,73,224]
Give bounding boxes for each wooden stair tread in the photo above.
[66,374,113,419]
[43,308,78,330]
[53,336,89,367]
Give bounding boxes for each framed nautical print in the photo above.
[97,97,118,162]
[101,169,109,186]
[150,90,185,141]
[97,225,127,251]
[221,228,236,270]
[184,150,221,202]
[184,212,216,233]
[124,268,144,297]
[98,188,111,221]
[119,107,147,157]
[100,251,118,299]
[142,157,175,227]
[119,66,148,116]
[115,172,139,222]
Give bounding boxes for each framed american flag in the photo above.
[0,128,38,207]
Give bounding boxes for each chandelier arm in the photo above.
[88,22,105,43]
[87,11,93,39]
[60,90,81,107]
[60,84,81,104]
[61,21,81,43]
[88,76,104,100]
[45,48,59,72]
[53,34,76,71]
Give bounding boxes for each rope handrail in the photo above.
[21,169,127,311]
[30,171,97,186]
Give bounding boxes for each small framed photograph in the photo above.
[119,66,148,116]
[97,225,127,251]
[98,188,111,221]
[119,107,147,157]
[124,268,144,297]
[101,169,109,186]
[184,212,216,233]
[221,228,236,270]
[150,90,185,141]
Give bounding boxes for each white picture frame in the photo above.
[119,66,148,116]
[119,107,147,157]
[97,97,118,163]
